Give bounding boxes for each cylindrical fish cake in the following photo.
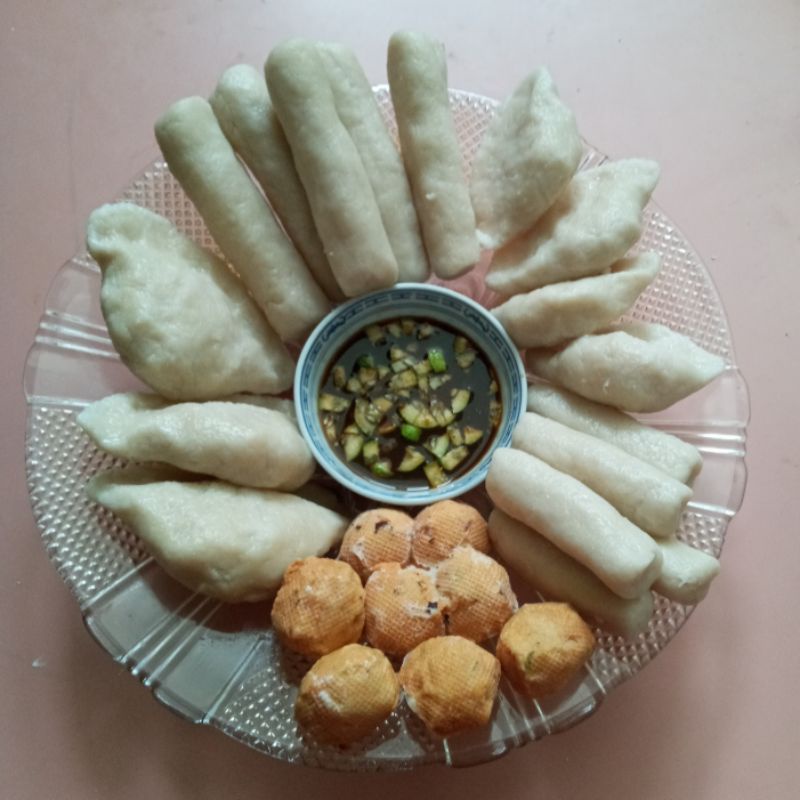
[411,500,490,567]
[364,563,447,658]
[295,644,400,745]
[265,39,398,297]
[271,557,365,658]
[209,64,342,301]
[399,636,501,737]
[488,509,654,638]
[497,603,595,698]
[154,96,330,341]
[318,43,429,283]
[486,448,662,600]
[435,546,517,642]
[337,508,414,582]
[387,30,479,279]
[653,537,720,605]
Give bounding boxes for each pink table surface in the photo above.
[2,1,798,797]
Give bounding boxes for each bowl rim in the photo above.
[293,281,527,506]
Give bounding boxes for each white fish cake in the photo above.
[486,159,660,295]
[86,467,348,602]
[470,67,582,250]
[526,321,726,413]
[493,252,660,348]
[387,30,479,279]
[265,39,398,297]
[78,392,315,491]
[653,537,720,605]
[209,64,342,301]
[86,203,294,400]
[488,510,653,638]
[319,43,429,283]
[155,96,331,340]
[512,412,692,538]
[526,383,702,485]
[486,448,662,599]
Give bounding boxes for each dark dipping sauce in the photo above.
[317,317,502,489]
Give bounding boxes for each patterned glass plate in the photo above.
[23,87,749,770]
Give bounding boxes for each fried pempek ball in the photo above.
[271,557,365,659]
[411,500,489,567]
[337,508,414,581]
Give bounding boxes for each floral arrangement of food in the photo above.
[77,29,724,747]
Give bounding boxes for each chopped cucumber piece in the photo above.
[398,447,426,472]
[440,446,468,471]
[401,319,415,335]
[378,419,398,435]
[427,347,447,373]
[430,399,455,427]
[358,366,378,387]
[366,324,384,343]
[321,414,337,444]
[373,396,393,414]
[418,375,429,393]
[454,335,469,354]
[401,423,422,442]
[346,376,364,394]
[429,374,452,391]
[456,349,476,369]
[412,359,432,376]
[378,365,391,379]
[399,401,437,428]
[489,379,499,394]
[424,461,446,487]
[362,439,380,464]
[319,393,351,413]
[489,399,502,425]
[342,423,359,435]
[332,365,346,388]
[417,322,434,339]
[357,353,376,369]
[342,433,364,461]
[447,425,464,446]
[354,398,380,435]
[389,369,418,390]
[463,426,483,445]
[371,459,393,478]
[390,346,407,362]
[424,434,450,459]
[451,388,471,414]
[387,322,403,338]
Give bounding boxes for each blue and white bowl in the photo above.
[294,283,526,506]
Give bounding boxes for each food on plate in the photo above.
[492,252,661,349]
[411,499,490,567]
[486,448,662,599]
[209,64,342,301]
[87,467,348,602]
[526,321,726,413]
[485,159,660,296]
[154,96,330,341]
[435,546,518,642]
[488,510,654,637]
[337,508,414,581]
[363,563,447,657]
[265,39,398,297]
[78,392,315,491]
[317,318,501,487]
[469,67,582,250]
[653,537,721,605]
[271,557,365,658]
[496,602,595,698]
[399,635,501,736]
[294,643,400,745]
[318,43,429,283]
[387,30,479,279]
[511,412,691,538]
[526,383,703,485]
[86,203,294,399]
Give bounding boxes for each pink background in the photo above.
[2,1,798,797]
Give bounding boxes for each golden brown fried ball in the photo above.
[295,644,400,745]
[271,557,365,659]
[411,500,489,567]
[364,562,447,658]
[496,602,596,698]
[399,636,501,737]
[436,545,518,642]
[338,508,413,581]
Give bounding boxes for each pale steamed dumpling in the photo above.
[78,393,315,490]
[486,159,660,296]
[526,321,726,413]
[470,67,582,250]
[87,468,348,602]
[492,251,660,348]
[86,203,295,400]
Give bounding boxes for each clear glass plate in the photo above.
[23,87,750,770]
